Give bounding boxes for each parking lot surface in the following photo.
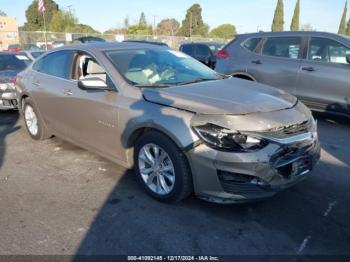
[0,111,349,256]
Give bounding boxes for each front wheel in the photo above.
[134,131,193,203]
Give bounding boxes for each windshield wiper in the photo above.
[175,78,219,86]
[134,83,170,88]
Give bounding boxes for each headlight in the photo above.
[193,123,268,152]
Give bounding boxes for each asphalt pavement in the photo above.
[0,111,349,257]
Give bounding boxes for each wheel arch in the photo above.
[231,72,256,81]
[124,124,192,167]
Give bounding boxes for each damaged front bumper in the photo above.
[186,134,320,204]
[186,102,321,204]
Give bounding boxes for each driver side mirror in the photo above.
[78,77,110,90]
[346,54,350,64]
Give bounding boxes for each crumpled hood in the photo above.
[142,78,297,115]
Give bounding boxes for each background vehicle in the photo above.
[123,40,168,47]
[215,31,350,118]
[73,36,106,44]
[0,53,30,110]
[3,44,22,53]
[16,42,319,203]
[18,50,45,61]
[52,40,66,49]
[179,42,225,69]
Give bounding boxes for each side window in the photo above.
[196,44,211,57]
[33,50,73,79]
[308,37,350,64]
[180,45,194,56]
[243,38,262,52]
[262,37,301,59]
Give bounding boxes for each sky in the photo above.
[0,0,347,33]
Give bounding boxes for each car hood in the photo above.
[142,78,298,115]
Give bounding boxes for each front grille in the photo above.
[270,139,318,179]
[260,119,312,139]
[218,171,273,196]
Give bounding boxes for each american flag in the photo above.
[38,0,45,13]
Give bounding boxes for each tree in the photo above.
[290,0,300,31]
[209,24,236,39]
[338,1,348,35]
[346,19,350,35]
[66,24,98,34]
[23,0,59,31]
[139,12,147,28]
[49,10,77,32]
[128,24,152,35]
[178,4,207,37]
[156,18,180,36]
[271,0,284,32]
[0,10,7,16]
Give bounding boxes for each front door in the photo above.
[61,51,122,160]
[296,37,350,115]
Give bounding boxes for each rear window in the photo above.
[243,38,262,52]
[0,55,27,71]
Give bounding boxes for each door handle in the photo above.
[301,66,315,72]
[251,59,262,65]
[63,89,73,96]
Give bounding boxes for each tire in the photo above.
[134,131,193,203]
[23,97,51,140]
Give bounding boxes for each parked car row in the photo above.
[14,40,321,204]
[0,52,31,110]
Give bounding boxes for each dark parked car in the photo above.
[0,53,30,110]
[215,31,350,118]
[73,36,106,44]
[179,42,225,69]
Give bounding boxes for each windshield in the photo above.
[105,48,221,86]
[0,55,28,71]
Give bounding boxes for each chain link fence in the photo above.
[13,31,228,50]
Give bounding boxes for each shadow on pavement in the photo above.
[0,111,20,169]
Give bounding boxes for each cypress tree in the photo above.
[338,1,347,35]
[346,18,350,35]
[290,0,300,31]
[271,0,284,32]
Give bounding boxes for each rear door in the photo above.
[296,37,350,115]
[247,36,303,95]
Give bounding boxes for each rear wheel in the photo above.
[134,131,193,203]
[23,97,51,140]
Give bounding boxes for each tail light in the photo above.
[216,49,230,59]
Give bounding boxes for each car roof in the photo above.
[58,41,168,52]
[181,41,225,46]
[236,31,348,39]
